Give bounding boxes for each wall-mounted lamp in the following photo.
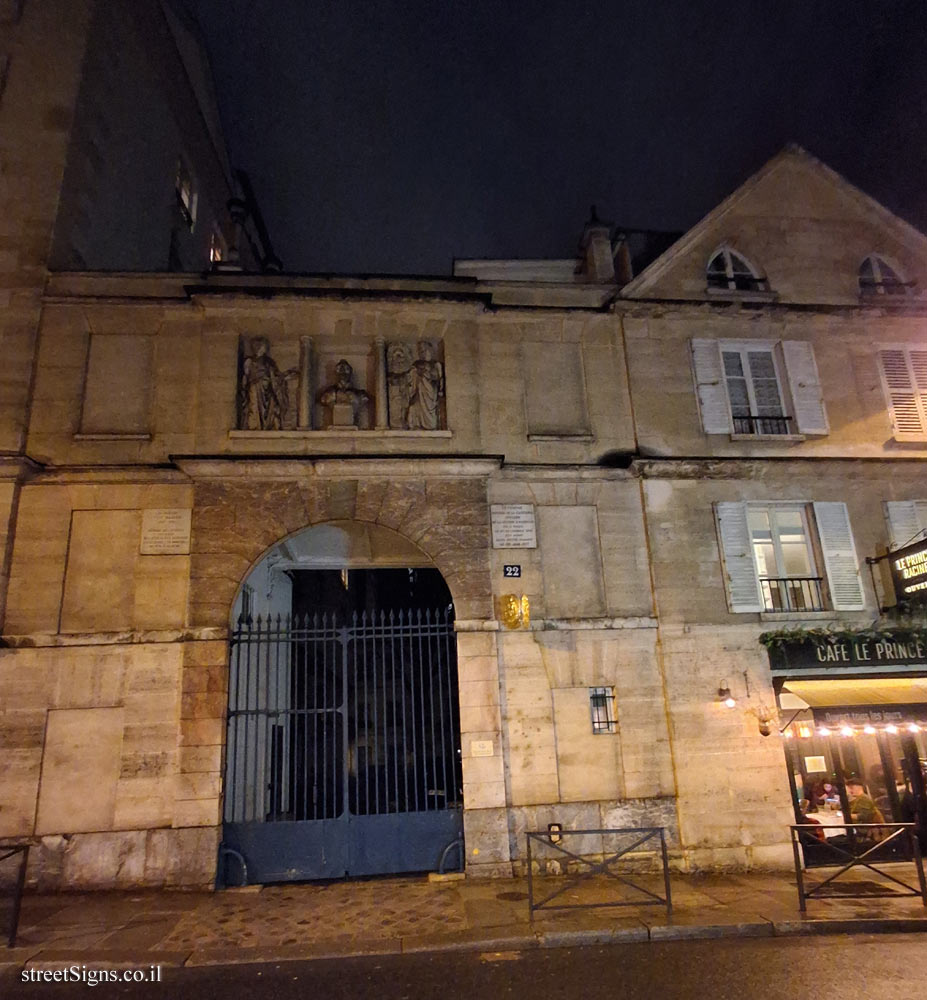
[718,683,736,709]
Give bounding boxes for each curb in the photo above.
[4,915,927,973]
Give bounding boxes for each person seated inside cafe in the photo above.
[797,798,825,843]
[847,777,886,842]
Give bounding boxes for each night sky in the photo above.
[185,0,927,275]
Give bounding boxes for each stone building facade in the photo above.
[2,6,927,890]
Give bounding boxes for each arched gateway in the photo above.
[219,521,463,884]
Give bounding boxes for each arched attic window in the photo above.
[706,247,769,293]
[859,255,909,296]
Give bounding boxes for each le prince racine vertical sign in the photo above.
[890,535,927,607]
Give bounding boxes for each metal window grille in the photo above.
[589,686,617,733]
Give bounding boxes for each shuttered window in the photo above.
[716,501,865,613]
[883,500,927,550]
[878,348,927,441]
[691,339,828,436]
[812,502,866,611]
[715,502,764,612]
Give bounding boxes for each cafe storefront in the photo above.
[767,629,927,857]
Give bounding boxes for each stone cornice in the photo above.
[170,454,504,480]
[29,464,190,485]
[636,456,927,479]
[0,454,44,482]
[0,627,227,649]
[498,463,637,481]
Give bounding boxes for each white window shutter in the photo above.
[812,502,865,611]
[691,339,733,434]
[780,340,828,435]
[715,502,763,612]
[878,349,927,440]
[883,500,927,550]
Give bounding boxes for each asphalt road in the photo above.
[3,934,926,999]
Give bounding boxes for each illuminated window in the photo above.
[175,158,197,231]
[209,229,225,264]
[589,687,617,734]
[859,255,908,296]
[716,501,865,613]
[706,247,768,292]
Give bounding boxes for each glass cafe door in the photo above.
[780,712,927,859]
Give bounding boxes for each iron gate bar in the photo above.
[223,608,462,883]
[789,823,927,912]
[526,827,672,918]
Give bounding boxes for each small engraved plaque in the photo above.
[490,504,537,548]
[140,508,192,555]
[470,740,494,758]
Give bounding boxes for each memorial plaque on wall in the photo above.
[140,509,192,555]
[490,504,537,548]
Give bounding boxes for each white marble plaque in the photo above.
[490,504,537,548]
[470,740,494,758]
[140,508,192,555]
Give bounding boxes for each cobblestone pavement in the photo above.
[160,879,469,950]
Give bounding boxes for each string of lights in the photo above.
[782,721,925,739]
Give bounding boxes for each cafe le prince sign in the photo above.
[766,630,927,673]
[889,535,927,608]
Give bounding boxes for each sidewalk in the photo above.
[3,869,927,971]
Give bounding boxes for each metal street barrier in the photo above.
[1,844,30,947]
[526,826,672,919]
[789,822,927,912]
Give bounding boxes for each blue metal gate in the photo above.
[220,609,463,884]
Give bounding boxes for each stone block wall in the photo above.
[626,309,927,462]
[0,638,221,888]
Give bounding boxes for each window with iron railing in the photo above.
[692,338,829,438]
[748,506,826,612]
[758,576,825,612]
[716,501,865,614]
[723,347,790,436]
[731,414,794,437]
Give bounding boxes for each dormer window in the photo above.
[706,247,769,292]
[859,255,908,296]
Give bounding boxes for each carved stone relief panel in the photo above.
[318,358,371,429]
[234,335,445,432]
[387,340,446,430]
[237,336,298,430]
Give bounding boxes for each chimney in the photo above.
[579,205,615,283]
[613,233,633,285]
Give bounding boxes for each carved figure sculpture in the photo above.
[239,337,294,430]
[387,340,445,430]
[319,359,370,427]
[387,343,413,429]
